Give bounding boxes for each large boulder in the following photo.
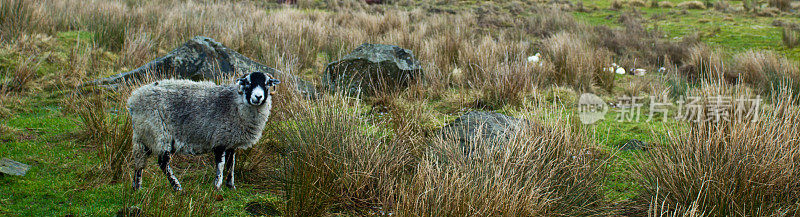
[439,111,531,154]
[323,43,422,96]
[92,36,315,97]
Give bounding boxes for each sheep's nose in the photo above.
[254,95,262,101]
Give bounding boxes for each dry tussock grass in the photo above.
[11,0,702,100]
[783,24,800,48]
[732,50,799,96]
[544,32,613,92]
[635,84,800,216]
[394,110,606,216]
[680,45,726,83]
[275,94,413,216]
[0,56,40,94]
[770,0,791,11]
[677,1,707,9]
[6,0,800,216]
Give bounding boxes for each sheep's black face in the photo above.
[237,72,280,106]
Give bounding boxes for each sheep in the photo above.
[127,72,280,191]
[611,63,627,75]
[527,53,543,66]
[633,68,647,76]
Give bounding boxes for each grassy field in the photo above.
[2,0,800,216]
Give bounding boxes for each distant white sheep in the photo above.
[527,53,543,66]
[633,68,647,76]
[127,72,280,191]
[611,63,627,75]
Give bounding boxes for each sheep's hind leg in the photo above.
[132,145,151,191]
[158,152,182,191]
[213,147,227,190]
[223,149,236,189]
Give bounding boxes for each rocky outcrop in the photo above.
[323,43,422,96]
[439,111,532,154]
[92,36,315,97]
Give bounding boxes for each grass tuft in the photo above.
[635,87,800,216]
[394,111,607,216]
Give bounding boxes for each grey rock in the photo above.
[244,201,281,216]
[115,206,143,217]
[617,139,649,151]
[0,158,30,176]
[323,43,422,96]
[439,111,529,154]
[92,36,316,97]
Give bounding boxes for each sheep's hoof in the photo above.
[225,183,236,190]
[174,185,183,191]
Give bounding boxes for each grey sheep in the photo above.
[127,72,280,191]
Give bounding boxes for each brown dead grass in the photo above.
[635,85,800,216]
[677,1,707,9]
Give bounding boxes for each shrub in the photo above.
[394,111,606,216]
[635,89,800,216]
[677,1,707,10]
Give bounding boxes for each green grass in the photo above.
[0,103,282,216]
[0,31,282,216]
[2,0,796,214]
[574,0,800,59]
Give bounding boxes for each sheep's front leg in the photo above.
[223,149,236,189]
[213,147,227,190]
[158,152,183,191]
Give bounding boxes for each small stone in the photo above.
[0,158,30,176]
[617,139,649,151]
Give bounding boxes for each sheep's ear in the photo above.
[268,79,281,86]
[237,78,248,85]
